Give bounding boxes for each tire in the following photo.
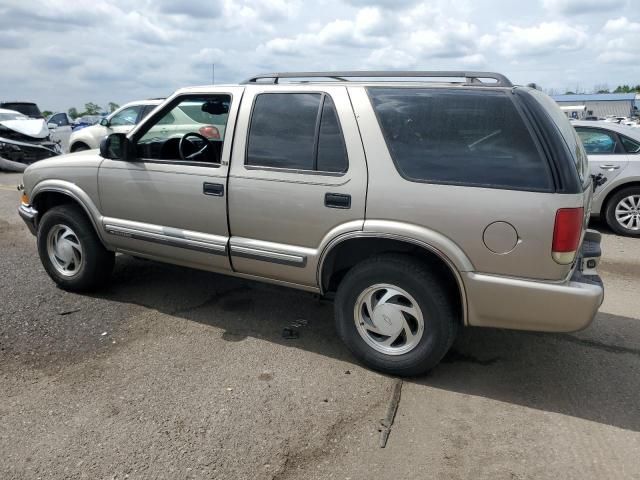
[604,186,640,237]
[334,254,459,377]
[37,204,114,291]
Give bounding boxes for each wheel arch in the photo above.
[593,176,640,215]
[600,180,640,214]
[31,181,107,247]
[70,141,91,152]
[318,233,468,325]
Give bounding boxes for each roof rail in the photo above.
[240,71,513,87]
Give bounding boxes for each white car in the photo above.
[46,112,74,152]
[68,99,162,152]
[573,121,640,236]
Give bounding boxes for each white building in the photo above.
[551,93,637,118]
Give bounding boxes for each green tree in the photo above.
[42,110,53,118]
[68,107,78,119]
[83,102,101,115]
[108,102,120,113]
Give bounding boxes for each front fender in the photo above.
[30,179,107,245]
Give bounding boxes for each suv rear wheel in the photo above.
[334,254,458,376]
[37,204,115,291]
[605,186,640,237]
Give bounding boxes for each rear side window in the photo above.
[367,88,552,191]
[621,135,640,153]
[247,93,348,173]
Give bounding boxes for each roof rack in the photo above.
[240,71,513,87]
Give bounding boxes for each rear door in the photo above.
[227,85,367,288]
[575,126,629,201]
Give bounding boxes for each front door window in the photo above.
[136,95,231,164]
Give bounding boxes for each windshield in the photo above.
[1,103,43,118]
[0,112,30,121]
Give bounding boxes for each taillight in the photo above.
[552,207,584,264]
[199,125,220,139]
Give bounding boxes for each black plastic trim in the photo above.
[325,192,351,209]
[203,182,224,196]
[514,89,583,194]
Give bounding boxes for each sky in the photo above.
[0,0,638,112]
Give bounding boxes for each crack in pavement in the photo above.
[555,333,640,357]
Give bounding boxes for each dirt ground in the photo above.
[1,172,639,479]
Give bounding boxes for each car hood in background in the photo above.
[0,118,49,138]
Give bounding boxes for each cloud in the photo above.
[596,17,640,64]
[343,0,420,7]
[0,0,638,111]
[0,31,22,49]
[155,0,223,18]
[603,16,640,33]
[542,0,628,15]
[495,22,588,57]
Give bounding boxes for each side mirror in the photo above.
[47,122,58,130]
[100,118,110,127]
[100,133,133,160]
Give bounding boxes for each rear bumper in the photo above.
[464,230,604,333]
[18,204,38,235]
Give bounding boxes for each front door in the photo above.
[97,88,244,273]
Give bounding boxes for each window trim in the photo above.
[366,86,556,193]
[128,92,234,168]
[244,91,349,176]
[574,127,625,155]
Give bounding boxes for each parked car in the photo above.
[18,71,603,376]
[46,112,74,152]
[572,120,640,236]
[0,101,71,153]
[0,101,44,119]
[68,99,162,152]
[72,115,104,131]
[0,108,61,172]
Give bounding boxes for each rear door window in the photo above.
[367,88,552,191]
[247,93,348,173]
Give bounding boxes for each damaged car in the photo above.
[0,108,62,172]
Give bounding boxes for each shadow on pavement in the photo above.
[96,255,640,433]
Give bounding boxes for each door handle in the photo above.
[599,164,620,170]
[203,182,224,196]
[325,193,351,209]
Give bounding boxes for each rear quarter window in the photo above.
[367,88,553,191]
[526,89,590,188]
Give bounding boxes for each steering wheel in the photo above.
[178,132,212,161]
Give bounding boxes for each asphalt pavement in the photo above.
[1,171,639,479]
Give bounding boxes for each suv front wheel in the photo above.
[37,204,115,291]
[334,254,458,376]
[605,186,640,237]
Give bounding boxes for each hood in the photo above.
[25,148,102,172]
[0,118,49,138]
